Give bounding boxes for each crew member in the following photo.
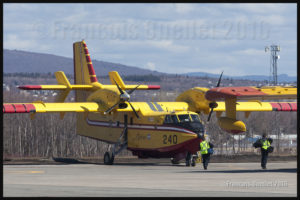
[199,135,214,170]
[253,133,273,169]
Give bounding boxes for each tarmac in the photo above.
[3,160,297,197]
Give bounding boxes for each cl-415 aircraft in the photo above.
[3,40,297,166]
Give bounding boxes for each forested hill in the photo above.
[3,49,163,76]
[4,49,297,83]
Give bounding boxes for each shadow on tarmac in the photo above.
[183,168,297,173]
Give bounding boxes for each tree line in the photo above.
[3,75,297,159]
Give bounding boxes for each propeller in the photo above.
[207,71,223,122]
[104,78,140,119]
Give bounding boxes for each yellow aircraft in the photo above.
[3,40,297,166]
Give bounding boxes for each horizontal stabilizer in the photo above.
[18,85,93,90]
[109,71,160,90]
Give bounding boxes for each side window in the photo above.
[171,115,179,123]
[164,115,172,124]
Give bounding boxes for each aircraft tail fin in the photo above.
[73,40,99,84]
[73,40,101,102]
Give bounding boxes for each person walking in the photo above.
[199,135,214,170]
[253,133,273,169]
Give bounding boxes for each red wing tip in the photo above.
[18,85,42,90]
[3,104,36,113]
[148,85,160,90]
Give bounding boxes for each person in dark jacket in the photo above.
[253,133,273,169]
[199,135,214,170]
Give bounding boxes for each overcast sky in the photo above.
[3,3,297,76]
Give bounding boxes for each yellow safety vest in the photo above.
[261,139,270,150]
[200,141,210,155]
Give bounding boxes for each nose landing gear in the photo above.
[185,152,197,167]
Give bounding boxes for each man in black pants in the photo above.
[199,135,214,170]
[253,133,273,169]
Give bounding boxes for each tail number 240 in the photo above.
[163,135,177,144]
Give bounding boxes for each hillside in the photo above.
[4,49,297,83]
[3,49,163,76]
[185,72,297,83]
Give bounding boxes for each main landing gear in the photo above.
[103,115,128,165]
[104,151,114,165]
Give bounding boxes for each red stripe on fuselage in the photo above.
[128,137,201,158]
[86,118,196,134]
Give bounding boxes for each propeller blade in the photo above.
[112,78,124,95]
[207,108,214,122]
[216,71,224,87]
[128,101,140,119]
[207,71,223,122]
[127,85,140,95]
[104,101,120,114]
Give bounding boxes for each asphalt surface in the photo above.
[3,161,297,197]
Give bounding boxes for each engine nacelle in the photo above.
[218,117,246,134]
[87,88,120,112]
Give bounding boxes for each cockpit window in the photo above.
[191,114,200,122]
[178,115,191,122]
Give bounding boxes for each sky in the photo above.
[3,3,297,76]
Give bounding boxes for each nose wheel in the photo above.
[185,152,196,167]
[170,158,180,165]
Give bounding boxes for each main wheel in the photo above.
[191,157,196,167]
[104,152,114,165]
[171,158,180,165]
[185,152,192,166]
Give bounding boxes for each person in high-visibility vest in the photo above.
[199,135,214,170]
[253,133,273,169]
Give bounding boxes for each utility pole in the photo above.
[265,45,280,85]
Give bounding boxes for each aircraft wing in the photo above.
[205,86,297,101]
[3,102,101,113]
[213,101,297,112]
